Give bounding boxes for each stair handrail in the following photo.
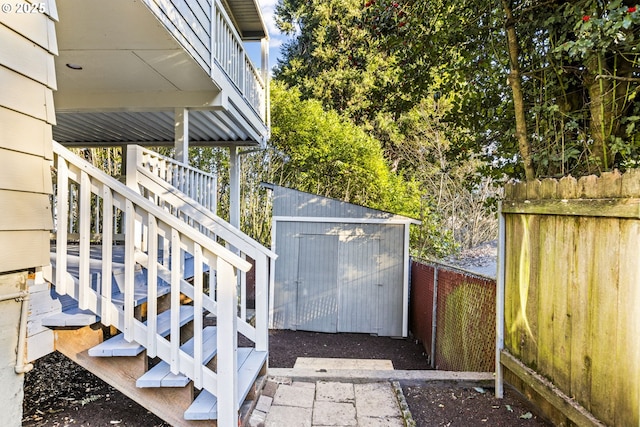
[51,141,249,424]
[134,155,275,259]
[134,146,217,214]
[130,145,275,353]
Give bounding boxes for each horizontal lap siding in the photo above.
[143,0,212,75]
[0,4,57,272]
[503,172,640,426]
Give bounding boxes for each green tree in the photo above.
[266,81,458,257]
[365,0,640,178]
[269,80,406,209]
[274,0,500,254]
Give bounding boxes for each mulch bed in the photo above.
[23,330,551,426]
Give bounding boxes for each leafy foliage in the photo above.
[274,0,499,254]
[362,0,640,177]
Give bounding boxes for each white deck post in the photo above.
[175,108,189,165]
[261,37,270,129]
[55,155,69,295]
[78,171,91,309]
[229,146,240,228]
[217,260,238,427]
[126,145,143,249]
[255,253,268,352]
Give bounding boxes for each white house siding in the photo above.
[142,0,212,75]
[0,4,57,425]
[0,8,57,272]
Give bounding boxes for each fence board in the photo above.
[536,215,555,381]
[588,218,620,426]
[522,215,539,369]
[569,216,595,410]
[504,214,522,359]
[614,219,640,427]
[551,216,572,393]
[504,215,517,357]
[502,170,640,426]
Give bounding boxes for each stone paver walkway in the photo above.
[248,379,407,427]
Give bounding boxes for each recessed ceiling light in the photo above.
[66,63,83,70]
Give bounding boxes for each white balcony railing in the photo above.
[133,146,217,214]
[142,0,267,124]
[213,0,266,118]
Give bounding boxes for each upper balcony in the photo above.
[52,0,269,148]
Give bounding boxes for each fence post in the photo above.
[430,265,438,369]
[495,201,506,398]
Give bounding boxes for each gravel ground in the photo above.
[23,329,551,426]
[442,240,498,278]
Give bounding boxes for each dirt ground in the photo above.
[23,330,551,426]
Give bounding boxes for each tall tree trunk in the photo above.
[585,54,614,171]
[501,0,535,181]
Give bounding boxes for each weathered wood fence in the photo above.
[496,170,640,427]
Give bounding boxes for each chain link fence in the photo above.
[410,259,496,372]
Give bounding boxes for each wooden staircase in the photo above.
[36,142,276,426]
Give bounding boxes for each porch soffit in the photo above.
[53,110,260,147]
[55,0,217,99]
[53,0,266,147]
[223,0,268,40]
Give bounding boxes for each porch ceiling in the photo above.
[224,0,269,40]
[53,0,264,147]
[53,110,259,147]
[55,0,219,110]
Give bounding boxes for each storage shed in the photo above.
[265,184,420,337]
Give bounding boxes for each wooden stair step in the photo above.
[136,326,218,388]
[41,290,98,327]
[88,306,195,357]
[184,348,268,420]
[41,307,98,327]
[184,389,217,421]
[111,265,171,307]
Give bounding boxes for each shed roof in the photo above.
[263,183,421,225]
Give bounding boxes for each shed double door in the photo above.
[295,233,382,335]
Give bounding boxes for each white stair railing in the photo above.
[135,147,217,214]
[50,141,251,426]
[129,145,276,353]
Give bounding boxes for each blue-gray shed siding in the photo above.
[272,219,405,337]
[272,187,398,220]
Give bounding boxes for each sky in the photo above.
[245,0,289,73]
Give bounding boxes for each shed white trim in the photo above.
[272,215,421,226]
[271,214,420,337]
